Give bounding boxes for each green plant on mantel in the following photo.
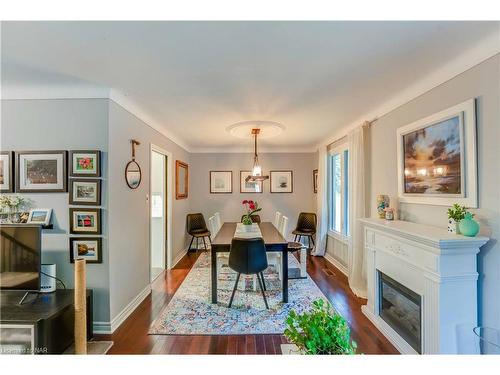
[447,203,473,221]
[284,299,357,355]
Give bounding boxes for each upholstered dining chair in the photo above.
[186,213,211,252]
[274,211,282,229]
[240,215,261,223]
[228,237,269,309]
[292,212,317,249]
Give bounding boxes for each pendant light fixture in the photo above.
[246,128,269,182]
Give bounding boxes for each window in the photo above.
[328,144,349,238]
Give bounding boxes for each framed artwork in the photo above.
[69,237,102,264]
[70,150,101,177]
[313,169,318,193]
[69,208,101,234]
[69,179,101,206]
[175,160,188,199]
[397,98,477,207]
[15,151,67,193]
[210,171,232,194]
[240,171,262,193]
[0,151,14,193]
[270,170,293,193]
[27,208,52,226]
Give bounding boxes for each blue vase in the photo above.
[459,213,480,237]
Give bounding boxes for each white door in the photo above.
[150,150,166,282]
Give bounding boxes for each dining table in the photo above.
[210,222,289,304]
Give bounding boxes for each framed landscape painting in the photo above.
[397,99,477,207]
[69,178,101,206]
[210,171,232,194]
[270,170,293,193]
[69,208,102,234]
[15,151,67,193]
[240,170,262,193]
[70,150,101,177]
[69,237,102,264]
[0,151,13,193]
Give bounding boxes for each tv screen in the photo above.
[0,225,41,291]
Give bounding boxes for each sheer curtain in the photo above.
[311,145,328,256]
[347,124,368,298]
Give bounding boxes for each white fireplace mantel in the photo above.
[359,218,489,354]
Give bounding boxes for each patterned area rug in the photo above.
[149,252,328,335]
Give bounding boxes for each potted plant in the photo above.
[447,203,468,234]
[283,299,357,355]
[241,200,261,229]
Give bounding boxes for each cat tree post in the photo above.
[74,258,87,354]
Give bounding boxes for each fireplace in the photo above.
[378,271,422,353]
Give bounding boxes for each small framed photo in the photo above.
[0,151,14,193]
[70,237,102,264]
[69,179,101,206]
[69,208,101,234]
[27,208,52,226]
[210,171,232,194]
[15,151,67,193]
[313,169,318,193]
[270,170,293,193]
[70,150,101,177]
[240,171,262,193]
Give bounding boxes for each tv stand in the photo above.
[0,289,93,354]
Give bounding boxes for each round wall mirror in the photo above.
[125,160,142,189]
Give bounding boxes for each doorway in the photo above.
[150,145,173,282]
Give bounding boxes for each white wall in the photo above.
[107,101,190,321]
[189,153,317,240]
[368,55,500,328]
[0,98,111,323]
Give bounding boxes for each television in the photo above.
[0,224,41,291]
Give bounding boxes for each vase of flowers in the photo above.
[241,199,261,230]
[0,195,31,223]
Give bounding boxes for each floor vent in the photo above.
[322,268,336,277]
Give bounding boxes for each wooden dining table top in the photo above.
[211,222,287,247]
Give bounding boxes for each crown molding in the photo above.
[317,30,500,150]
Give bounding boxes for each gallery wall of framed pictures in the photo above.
[0,148,104,264]
[205,169,296,194]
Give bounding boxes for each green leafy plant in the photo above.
[447,203,473,221]
[284,299,357,355]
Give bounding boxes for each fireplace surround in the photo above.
[360,218,488,354]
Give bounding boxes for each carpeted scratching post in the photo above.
[74,258,87,354]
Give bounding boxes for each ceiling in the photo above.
[1,21,499,152]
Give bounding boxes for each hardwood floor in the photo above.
[95,251,398,354]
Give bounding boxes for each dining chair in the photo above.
[274,211,282,229]
[210,213,229,272]
[292,212,317,249]
[228,238,269,309]
[240,214,261,223]
[285,215,307,279]
[208,216,216,239]
[186,213,211,252]
[264,215,287,283]
[214,212,222,234]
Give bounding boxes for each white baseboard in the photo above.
[172,249,188,268]
[323,252,348,276]
[92,284,151,334]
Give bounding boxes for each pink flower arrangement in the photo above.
[242,200,261,225]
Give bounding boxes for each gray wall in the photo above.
[0,98,111,323]
[189,153,317,240]
[369,55,500,328]
[107,101,190,319]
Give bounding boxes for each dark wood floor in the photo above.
[95,251,398,354]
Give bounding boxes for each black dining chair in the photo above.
[292,212,317,249]
[240,215,261,223]
[186,213,211,252]
[228,237,269,309]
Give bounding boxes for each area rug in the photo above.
[149,252,328,335]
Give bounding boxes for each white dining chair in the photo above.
[214,212,222,234]
[274,211,282,229]
[208,216,216,240]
